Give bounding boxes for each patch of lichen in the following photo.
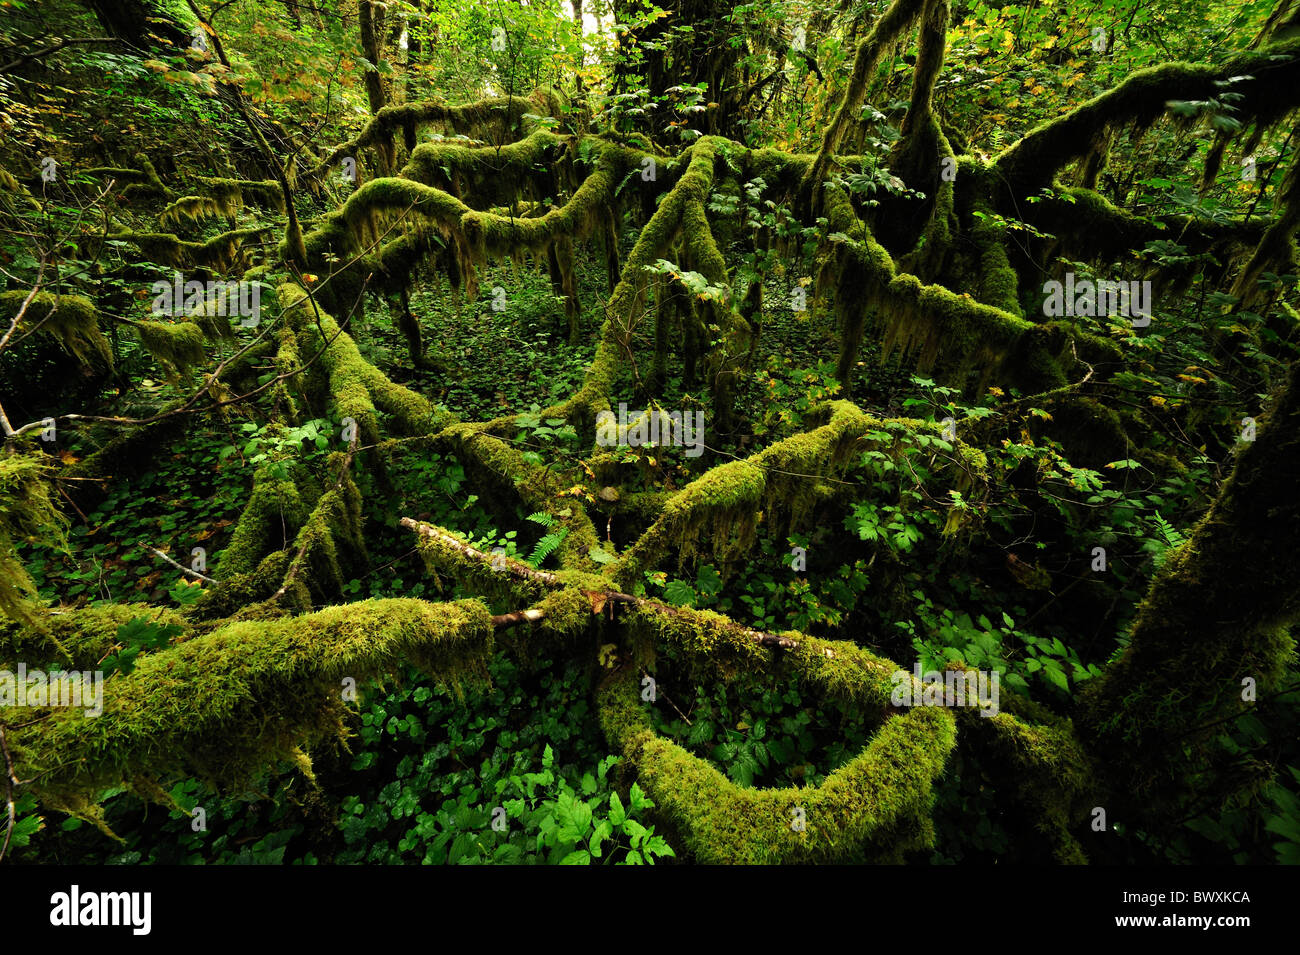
[598,668,955,863]
[11,597,495,814]
[0,291,112,369]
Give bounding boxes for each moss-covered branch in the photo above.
[10,597,494,820]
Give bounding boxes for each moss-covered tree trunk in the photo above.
[1079,361,1300,820]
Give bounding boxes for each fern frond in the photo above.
[528,528,568,567]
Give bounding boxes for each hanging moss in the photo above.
[304,92,567,189]
[994,36,1300,193]
[608,401,980,586]
[115,227,268,272]
[0,450,68,626]
[157,177,284,228]
[11,597,495,815]
[137,320,207,381]
[0,291,112,369]
[817,179,1039,394]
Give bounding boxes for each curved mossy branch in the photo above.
[536,138,722,429]
[956,694,1095,865]
[278,283,442,439]
[136,320,208,381]
[302,93,562,189]
[884,0,953,257]
[302,137,618,308]
[818,183,1045,393]
[460,150,622,261]
[400,129,571,198]
[1022,187,1270,271]
[805,0,929,205]
[84,153,173,202]
[215,465,306,579]
[606,400,987,589]
[403,518,1083,864]
[1078,360,1300,819]
[10,597,495,819]
[429,423,601,572]
[598,668,956,863]
[993,37,1300,195]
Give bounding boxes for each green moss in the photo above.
[0,450,68,626]
[115,228,268,272]
[279,283,438,438]
[0,291,112,369]
[434,423,600,571]
[1079,361,1300,817]
[994,36,1300,193]
[608,401,977,585]
[13,598,495,813]
[2,603,186,670]
[598,668,955,863]
[217,466,306,579]
[137,320,207,380]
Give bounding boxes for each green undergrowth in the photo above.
[15,652,664,866]
[645,652,879,789]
